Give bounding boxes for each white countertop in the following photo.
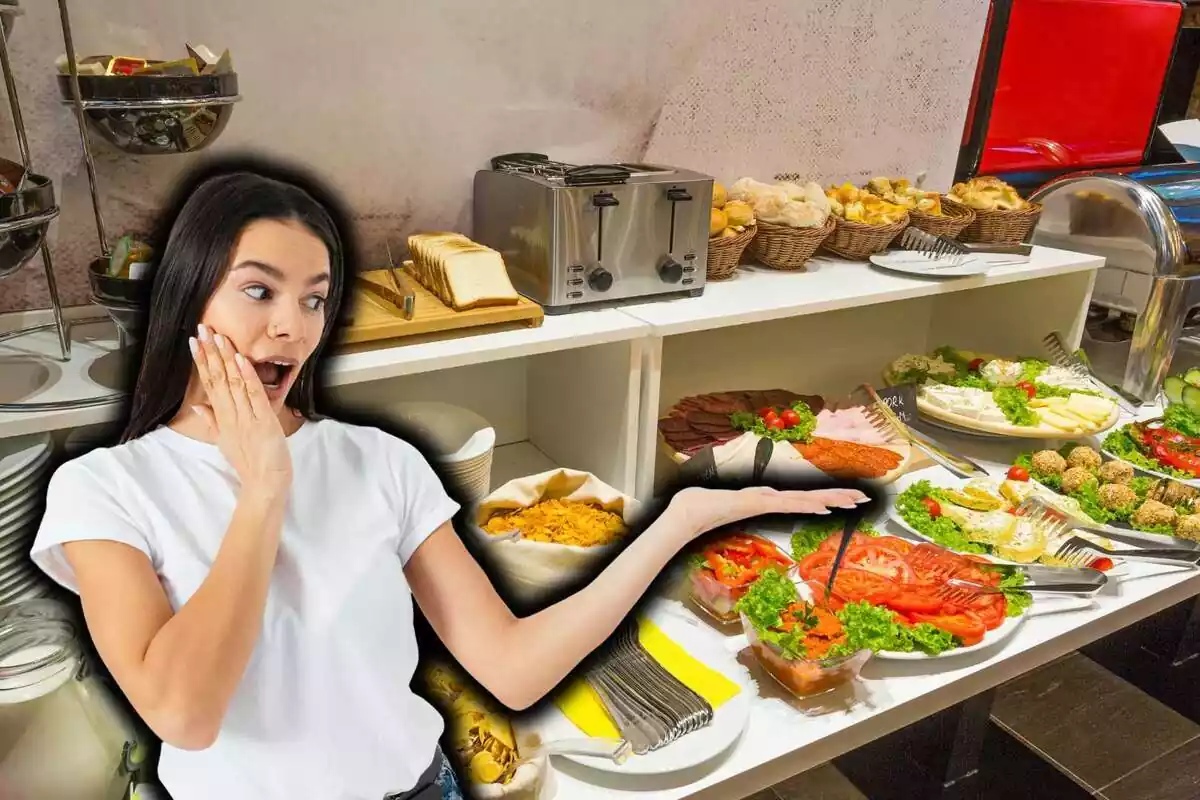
[541,405,1200,800]
[545,560,1200,800]
[618,246,1105,336]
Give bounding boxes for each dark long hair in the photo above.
[118,155,355,444]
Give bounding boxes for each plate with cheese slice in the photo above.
[884,348,1121,439]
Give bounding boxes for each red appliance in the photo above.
[957,0,1192,185]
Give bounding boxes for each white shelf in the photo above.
[324,308,649,386]
[0,306,650,440]
[618,246,1104,336]
[489,441,558,490]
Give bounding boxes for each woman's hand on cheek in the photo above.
[188,324,293,494]
[664,485,869,544]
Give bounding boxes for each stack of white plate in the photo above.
[0,433,54,606]
[379,402,496,501]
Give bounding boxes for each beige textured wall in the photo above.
[0,0,988,314]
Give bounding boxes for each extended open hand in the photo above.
[666,485,869,545]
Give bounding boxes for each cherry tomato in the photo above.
[1090,557,1114,572]
[1006,465,1030,481]
[910,611,987,646]
[921,496,942,518]
[780,408,801,428]
[756,407,774,419]
[1015,381,1036,399]
[767,418,786,431]
[968,358,984,371]
[762,410,779,426]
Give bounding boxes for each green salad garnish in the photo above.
[734,567,812,660]
[826,602,955,657]
[895,480,989,555]
[993,386,1039,427]
[729,400,817,443]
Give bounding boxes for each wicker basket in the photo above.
[705,224,756,280]
[745,216,835,271]
[906,197,976,240]
[958,202,1043,245]
[822,213,911,260]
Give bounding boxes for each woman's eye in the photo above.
[306,295,326,311]
[244,285,270,300]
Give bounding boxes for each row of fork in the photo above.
[583,620,713,755]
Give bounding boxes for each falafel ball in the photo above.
[1031,450,1068,476]
[1067,446,1103,471]
[1132,499,1178,530]
[1176,514,1200,542]
[1099,483,1137,511]
[1061,466,1098,495]
[1097,459,1134,485]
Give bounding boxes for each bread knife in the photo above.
[383,241,416,319]
[355,274,414,319]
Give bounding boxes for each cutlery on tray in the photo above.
[861,384,989,479]
[583,619,714,755]
[1016,496,1200,568]
[1042,330,1140,414]
[895,227,1032,267]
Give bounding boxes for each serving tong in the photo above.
[1041,330,1140,415]
[904,541,1108,604]
[895,227,1032,268]
[1016,496,1200,568]
[860,384,989,479]
[583,619,713,755]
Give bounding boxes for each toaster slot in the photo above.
[592,191,619,264]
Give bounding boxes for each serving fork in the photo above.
[896,227,1032,267]
[860,384,989,479]
[1014,496,1200,567]
[934,576,1106,606]
[1041,330,1140,414]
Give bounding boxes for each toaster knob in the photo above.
[658,258,684,284]
[588,267,613,292]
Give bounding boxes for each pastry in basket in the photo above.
[710,181,756,239]
[423,662,521,785]
[728,177,830,228]
[825,183,907,225]
[865,177,944,216]
[948,176,1029,211]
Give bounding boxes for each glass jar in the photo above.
[0,598,145,799]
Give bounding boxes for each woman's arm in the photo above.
[65,483,286,750]
[406,485,867,710]
[62,326,295,750]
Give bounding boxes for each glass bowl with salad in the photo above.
[686,532,796,623]
[736,570,870,700]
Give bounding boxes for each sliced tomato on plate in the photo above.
[829,568,898,605]
[845,544,917,584]
[884,586,945,615]
[911,610,987,647]
[872,536,915,556]
[968,594,1007,631]
[817,531,874,553]
[797,550,835,582]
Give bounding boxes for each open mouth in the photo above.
[251,358,297,392]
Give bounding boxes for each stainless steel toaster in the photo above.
[471,153,713,313]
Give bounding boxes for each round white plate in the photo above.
[0,434,52,486]
[528,601,751,776]
[872,608,1028,660]
[0,450,50,501]
[886,468,1129,575]
[868,251,1020,278]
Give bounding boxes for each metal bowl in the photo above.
[0,165,57,280]
[88,256,152,306]
[56,72,240,156]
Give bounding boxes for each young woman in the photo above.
[29,158,868,800]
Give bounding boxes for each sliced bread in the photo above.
[406,232,520,310]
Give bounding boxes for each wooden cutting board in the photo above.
[338,266,544,345]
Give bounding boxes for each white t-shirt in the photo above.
[30,417,461,800]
